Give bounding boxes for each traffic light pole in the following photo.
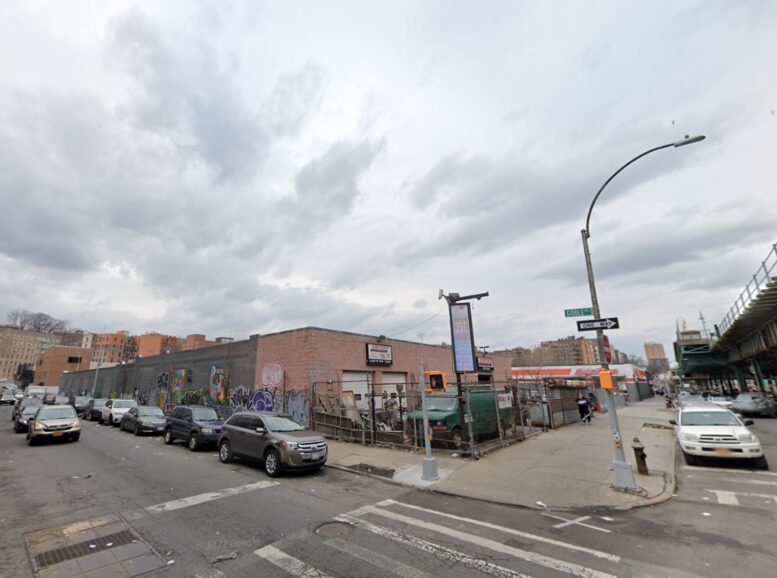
[419,363,439,481]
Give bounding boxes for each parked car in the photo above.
[218,412,327,477]
[731,393,776,417]
[100,399,138,426]
[163,405,224,451]
[671,404,767,469]
[12,397,42,422]
[120,406,166,435]
[53,395,70,406]
[1,390,17,405]
[678,394,707,407]
[27,405,81,445]
[704,393,735,409]
[14,404,41,433]
[73,396,92,417]
[83,398,108,421]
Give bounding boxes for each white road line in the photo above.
[352,505,615,578]
[254,545,331,578]
[335,516,534,578]
[376,499,619,562]
[145,480,278,514]
[681,466,777,477]
[718,477,777,487]
[706,490,739,506]
[325,537,434,578]
[704,488,777,505]
[543,514,610,533]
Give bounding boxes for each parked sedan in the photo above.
[12,397,42,422]
[121,406,166,435]
[73,396,92,417]
[1,390,17,405]
[731,393,776,417]
[14,405,40,433]
[27,405,81,445]
[100,399,137,426]
[218,413,326,477]
[83,398,108,421]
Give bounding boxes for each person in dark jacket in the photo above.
[577,394,592,424]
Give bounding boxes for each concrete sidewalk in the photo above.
[325,396,677,511]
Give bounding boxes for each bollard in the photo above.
[632,437,648,475]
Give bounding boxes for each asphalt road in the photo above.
[1,406,776,578]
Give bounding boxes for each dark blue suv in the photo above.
[164,405,224,451]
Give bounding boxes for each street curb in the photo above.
[325,435,679,513]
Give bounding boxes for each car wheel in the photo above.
[98,415,103,424]
[28,435,36,446]
[188,433,199,451]
[264,448,282,478]
[219,440,233,463]
[683,451,698,466]
[110,415,117,426]
[164,429,174,444]
[134,424,140,436]
[71,433,80,442]
[13,423,19,433]
[753,456,769,470]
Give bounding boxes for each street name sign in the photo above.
[577,317,620,331]
[564,307,593,318]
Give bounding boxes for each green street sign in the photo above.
[564,307,593,318]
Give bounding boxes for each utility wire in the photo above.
[387,309,446,339]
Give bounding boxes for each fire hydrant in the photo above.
[632,437,648,475]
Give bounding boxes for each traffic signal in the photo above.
[425,371,447,392]
[599,369,615,390]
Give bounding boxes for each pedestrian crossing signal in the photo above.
[425,371,447,393]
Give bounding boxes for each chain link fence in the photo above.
[311,379,542,456]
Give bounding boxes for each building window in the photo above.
[67,356,82,364]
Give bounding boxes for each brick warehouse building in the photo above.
[60,326,512,426]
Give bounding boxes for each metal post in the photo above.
[418,364,439,480]
[464,385,477,458]
[90,359,102,398]
[582,229,638,490]
[492,381,504,442]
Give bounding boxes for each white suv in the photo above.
[671,404,768,469]
[100,399,138,426]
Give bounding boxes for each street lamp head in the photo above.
[673,134,706,147]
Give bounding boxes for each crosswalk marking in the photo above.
[681,465,777,477]
[378,499,619,561]
[718,477,777,487]
[254,545,332,578]
[705,488,777,505]
[144,480,279,515]
[348,505,615,578]
[325,538,434,578]
[335,515,534,578]
[542,514,611,533]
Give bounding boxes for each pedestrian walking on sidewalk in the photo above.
[577,394,593,425]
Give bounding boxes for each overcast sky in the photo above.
[1,1,775,360]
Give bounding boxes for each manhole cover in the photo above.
[315,521,353,538]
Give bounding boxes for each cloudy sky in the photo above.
[1,1,775,359]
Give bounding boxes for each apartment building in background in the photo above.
[92,331,133,367]
[537,336,601,365]
[0,326,61,382]
[644,341,670,373]
[33,346,93,387]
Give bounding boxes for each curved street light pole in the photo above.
[581,134,705,491]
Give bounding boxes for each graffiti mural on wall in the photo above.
[180,388,206,406]
[171,369,186,403]
[285,390,309,423]
[261,363,284,389]
[252,390,273,412]
[229,385,253,411]
[210,365,229,403]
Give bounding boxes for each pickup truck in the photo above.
[163,405,224,451]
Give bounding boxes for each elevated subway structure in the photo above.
[675,243,777,392]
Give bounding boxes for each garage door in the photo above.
[342,371,371,410]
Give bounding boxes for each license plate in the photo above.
[310,451,323,460]
[52,432,64,438]
[716,448,731,456]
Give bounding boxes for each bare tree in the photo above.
[5,309,69,333]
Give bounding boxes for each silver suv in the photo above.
[217,413,326,477]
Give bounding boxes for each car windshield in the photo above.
[113,400,137,408]
[138,407,164,417]
[681,411,741,426]
[264,416,305,432]
[75,397,90,403]
[94,399,108,406]
[426,397,458,412]
[37,407,77,420]
[22,407,39,416]
[192,409,219,421]
[22,399,42,407]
